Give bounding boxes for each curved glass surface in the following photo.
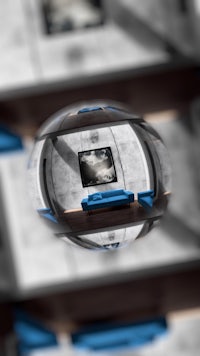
[28,102,171,250]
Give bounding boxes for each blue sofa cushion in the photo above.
[88,193,102,201]
[102,189,124,198]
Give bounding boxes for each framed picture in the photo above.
[41,0,105,35]
[78,147,117,187]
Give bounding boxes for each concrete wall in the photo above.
[49,122,150,210]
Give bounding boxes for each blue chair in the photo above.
[37,208,58,223]
[138,190,154,209]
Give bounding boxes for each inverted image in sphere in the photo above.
[28,102,171,250]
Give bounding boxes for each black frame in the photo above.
[41,0,105,35]
[78,147,117,187]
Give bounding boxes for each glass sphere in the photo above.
[28,101,171,250]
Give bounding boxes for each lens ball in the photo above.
[28,102,171,250]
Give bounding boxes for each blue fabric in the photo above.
[37,208,52,214]
[88,193,102,201]
[14,309,58,355]
[81,189,134,211]
[138,190,154,198]
[138,190,154,210]
[0,125,23,153]
[139,196,153,209]
[37,208,58,223]
[105,106,120,112]
[78,106,102,114]
[72,317,167,352]
[86,197,129,210]
[102,189,124,198]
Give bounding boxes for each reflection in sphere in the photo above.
[28,102,171,250]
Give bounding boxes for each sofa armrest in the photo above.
[81,198,88,209]
[125,191,134,202]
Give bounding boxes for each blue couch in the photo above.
[81,189,134,211]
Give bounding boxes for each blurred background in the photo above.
[1,0,200,355]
